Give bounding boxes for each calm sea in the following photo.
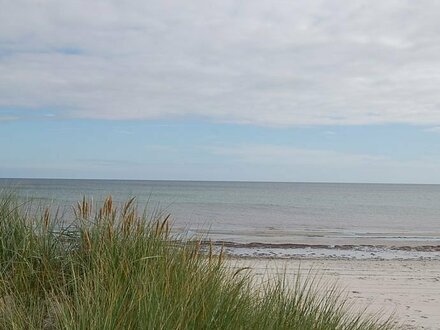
[1,178,440,259]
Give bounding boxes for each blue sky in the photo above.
[2,119,440,183]
[2,1,440,183]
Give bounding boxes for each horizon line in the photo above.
[1,176,439,186]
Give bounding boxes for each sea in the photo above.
[1,178,439,260]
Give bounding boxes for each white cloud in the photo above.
[2,1,440,125]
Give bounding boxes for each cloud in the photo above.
[423,126,440,133]
[208,144,440,183]
[2,1,440,126]
[210,144,388,166]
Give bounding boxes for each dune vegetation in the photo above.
[0,194,394,329]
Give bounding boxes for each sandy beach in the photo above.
[228,258,440,330]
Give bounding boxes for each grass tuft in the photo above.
[0,194,395,329]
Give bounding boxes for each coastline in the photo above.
[209,241,440,260]
[3,179,440,328]
[227,257,440,330]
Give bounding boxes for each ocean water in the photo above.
[1,178,440,259]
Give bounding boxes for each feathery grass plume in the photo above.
[42,207,50,230]
[74,196,92,220]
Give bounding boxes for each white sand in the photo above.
[228,258,440,330]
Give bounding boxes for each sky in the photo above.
[1,1,440,183]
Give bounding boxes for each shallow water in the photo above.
[2,178,440,259]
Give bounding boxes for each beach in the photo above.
[229,257,440,330]
[2,179,440,328]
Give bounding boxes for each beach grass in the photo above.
[0,194,394,329]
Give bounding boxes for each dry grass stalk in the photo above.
[154,214,170,238]
[82,229,91,252]
[122,197,136,217]
[122,209,136,236]
[43,207,50,230]
[74,196,92,220]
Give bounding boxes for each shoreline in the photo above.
[179,227,440,250]
[212,241,440,251]
[205,240,440,261]
[227,257,440,330]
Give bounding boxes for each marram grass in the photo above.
[0,194,395,330]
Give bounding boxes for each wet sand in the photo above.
[228,258,440,330]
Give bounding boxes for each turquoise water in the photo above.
[1,178,440,248]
